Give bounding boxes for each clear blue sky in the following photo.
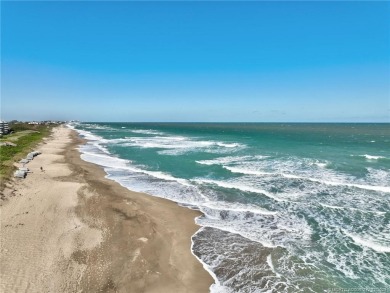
[1,1,389,122]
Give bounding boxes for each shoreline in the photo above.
[0,125,213,292]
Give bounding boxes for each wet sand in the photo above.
[0,126,213,292]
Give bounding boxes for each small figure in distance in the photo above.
[40,166,44,172]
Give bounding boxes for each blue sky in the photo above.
[1,1,389,122]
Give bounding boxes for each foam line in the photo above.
[190,227,227,293]
[351,154,387,160]
[196,155,267,166]
[71,126,193,187]
[363,154,386,160]
[202,201,277,216]
[343,230,390,253]
[225,166,390,193]
[266,254,281,277]
[320,203,386,215]
[130,129,165,135]
[193,179,284,202]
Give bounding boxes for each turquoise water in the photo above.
[70,123,390,293]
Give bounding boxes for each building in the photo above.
[0,120,10,135]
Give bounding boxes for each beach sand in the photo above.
[0,126,213,293]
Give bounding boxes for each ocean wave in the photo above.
[202,201,277,216]
[76,128,107,142]
[192,227,296,293]
[343,230,390,253]
[319,203,386,215]
[366,168,390,187]
[196,218,278,249]
[193,179,284,202]
[215,142,243,148]
[83,124,114,131]
[312,161,328,168]
[355,154,387,160]
[196,155,268,166]
[191,228,234,293]
[108,135,246,155]
[82,152,191,187]
[80,151,131,169]
[223,166,273,176]
[224,166,390,193]
[71,123,390,291]
[129,129,166,135]
[196,205,313,249]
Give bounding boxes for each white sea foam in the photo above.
[76,129,107,142]
[366,168,390,187]
[319,203,386,215]
[93,142,110,154]
[130,129,165,135]
[351,154,386,160]
[66,123,76,130]
[266,254,281,277]
[111,135,246,155]
[80,151,130,169]
[197,218,278,248]
[140,170,191,186]
[193,179,284,202]
[196,155,268,166]
[224,166,273,176]
[215,142,243,148]
[343,230,390,253]
[202,201,277,216]
[85,124,113,130]
[321,181,390,193]
[197,204,313,249]
[313,162,327,168]
[191,228,230,293]
[72,123,390,291]
[362,154,386,160]
[225,166,390,193]
[80,148,191,187]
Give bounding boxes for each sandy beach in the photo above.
[0,126,213,293]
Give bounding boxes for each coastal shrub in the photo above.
[0,124,53,189]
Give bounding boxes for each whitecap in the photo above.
[196,155,267,166]
[130,129,165,135]
[75,128,106,142]
[79,146,191,187]
[363,154,386,160]
[193,179,284,202]
[224,166,274,176]
[202,201,277,216]
[224,166,390,193]
[343,230,390,253]
[319,203,386,215]
[112,135,246,155]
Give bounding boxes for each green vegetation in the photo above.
[0,123,54,189]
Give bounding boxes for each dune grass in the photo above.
[0,124,54,189]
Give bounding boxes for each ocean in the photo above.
[69,122,390,293]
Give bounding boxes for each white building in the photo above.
[0,121,10,135]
